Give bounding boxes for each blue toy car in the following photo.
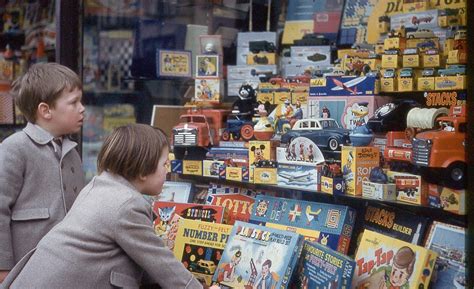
[437,64,466,76]
[221,114,255,141]
[280,118,351,151]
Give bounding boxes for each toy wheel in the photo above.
[328,138,340,151]
[222,130,231,141]
[232,132,241,140]
[446,162,466,189]
[240,124,254,141]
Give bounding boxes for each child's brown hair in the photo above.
[97,124,170,180]
[12,62,82,122]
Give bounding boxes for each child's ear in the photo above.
[37,102,52,120]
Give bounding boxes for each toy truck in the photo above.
[412,105,466,188]
[172,109,229,159]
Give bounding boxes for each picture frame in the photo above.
[196,55,219,78]
[156,49,192,78]
[150,105,188,139]
[153,181,193,203]
[195,78,221,103]
[199,35,223,55]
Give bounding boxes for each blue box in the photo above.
[171,159,183,174]
[250,195,356,254]
[309,76,378,96]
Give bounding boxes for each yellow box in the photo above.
[447,50,467,64]
[225,166,243,182]
[381,54,400,68]
[320,176,345,195]
[384,37,406,50]
[247,52,276,65]
[417,77,435,91]
[398,77,414,91]
[402,54,420,67]
[375,43,385,55]
[257,91,274,104]
[259,82,279,90]
[273,91,292,105]
[248,140,276,166]
[444,38,455,56]
[435,75,466,90]
[182,160,202,176]
[387,171,428,205]
[291,91,308,105]
[167,153,175,173]
[203,160,224,178]
[406,38,439,50]
[362,181,397,201]
[428,184,465,215]
[342,146,380,196]
[253,167,277,185]
[380,77,396,92]
[422,54,441,68]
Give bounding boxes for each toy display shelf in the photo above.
[176,173,467,228]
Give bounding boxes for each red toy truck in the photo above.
[172,108,229,159]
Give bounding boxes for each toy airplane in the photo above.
[278,171,313,184]
[331,76,367,94]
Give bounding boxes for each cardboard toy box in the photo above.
[309,76,378,97]
[342,146,380,196]
[390,10,438,31]
[387,171,428,205]
[257,90,274,104]
[428,184,466,215]
[273,90,292,105]
[398,77,415,91]
[320,176,345,195]
[290,45,331,68]
[422,53,441,67]
[182,160,203,176]
[383,37,405,51]
[306,95,392,130]
[202,160,225,178]
[417,76,435,91]
[250,195,356,254]
[277,163,319,191]
[380,77,396,92]
[353,230,437,289]
[236,31,277,65]
[206,193,255,225]
[248,140,277,166]
[435,75,466,90]
[252,167,278,185]
[381,54,400,69]
[225,166,249,182]
[246,52,277,65]
[402,54,420,67]
[362,181,396,201]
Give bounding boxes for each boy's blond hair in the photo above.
[98,124,170,181]
[12,62,82,122]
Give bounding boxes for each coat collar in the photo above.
[99,171,141,193]
[23,122,78,158]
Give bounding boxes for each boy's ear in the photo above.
[37,102,52,120]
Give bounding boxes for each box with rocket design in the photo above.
[249,195,356,254]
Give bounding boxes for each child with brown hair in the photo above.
[2,124,219,289]
[0,63,85,282]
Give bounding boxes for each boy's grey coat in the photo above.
[0,123,84,269]
[2,172,203,289]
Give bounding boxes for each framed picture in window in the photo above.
[199,35,223,55]
[156,49,192,78]
[196,55,219,78]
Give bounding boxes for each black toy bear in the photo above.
[232,83,257,120]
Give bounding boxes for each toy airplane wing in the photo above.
[331,76,367,91]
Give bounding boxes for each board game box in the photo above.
[212,221,303,289]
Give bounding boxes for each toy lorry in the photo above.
[172,109,229,159]
[384,105,466,188]
[249,40,276,54]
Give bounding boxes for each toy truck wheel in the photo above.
[173,147,186,160]
[446,162,466,189]
[328,138,340,151]
[232,132,241,140]
[240,124,254,141]
[222,130,231,141]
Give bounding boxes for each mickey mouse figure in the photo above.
[232,83,257,121]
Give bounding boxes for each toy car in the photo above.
[437,64,466,76]
[417,40,436,49]
[411,15,433,25]
[399,68,414,78]
[384,49,400,55]
[307,53,327,62]
[421,68,436,77]
[222,114,255,141]
[424,48,439,55]
[188,260,216,275]
[403,48,418,55]
[406,29,435,39]
[383,68,396,78]
[249,40,276,54]
[280,118,350,151]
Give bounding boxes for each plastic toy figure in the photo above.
[232,83,258,121]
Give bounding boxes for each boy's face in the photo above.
[141,148,170,196]
[49,87,84,136]
[390,264,410,286]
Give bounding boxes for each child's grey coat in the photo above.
[2,172,203,289]
[0,123,84,270]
